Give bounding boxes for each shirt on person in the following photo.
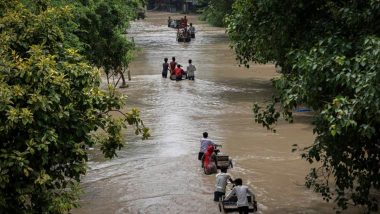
[174,67,183,77]
[189,26,195,34]
[170,61,177,74]
[200,138,216,153]
[187,64,196,77]
[225,185,256,207]
[162,62,169,72]
[215,172,231,193]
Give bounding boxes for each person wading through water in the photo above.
[174,64,184,81]
[225,178,256,214]
[214,168,234,201]
[186,59,196,80]
[162,58,169,78]
[198,132,219,161]
[169,57,177,79]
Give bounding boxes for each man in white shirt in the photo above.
[225,178,256,214]
[188,23,196,38]
[186,59,196,80]
[198,132,219,160]
[214,168,234,201]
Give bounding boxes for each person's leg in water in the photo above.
[213,191,225,202]
[198,152,204,161]
[237,206,249,214]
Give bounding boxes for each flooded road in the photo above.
[73,12,345,214]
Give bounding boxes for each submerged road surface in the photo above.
[72,12,357,214]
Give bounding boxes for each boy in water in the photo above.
[186,59,196,80]
[198,132,219,161]
[225,178,256,214]
[174,64,184,81]
[168,16,172,27]
[189,23,195,38]
[214,168,234,201]
[169,57,177,79]
[162,58,169,78]
[183,15,188,26]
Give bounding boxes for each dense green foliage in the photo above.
[226,0,380,212]
[199,0,234,27]
[0,0,148,213]
[75,0,144,86]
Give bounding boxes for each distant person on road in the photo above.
[168,16,172,27]
[186,59,196,80]
[198,132,219,161]
[188,23,195,37]
[214,168,234,201]
[169,57,177,79]
[162,58,169,78]
[174,64,184,81]
[225,178,256,214]
[202,145,217,175]
[183,15,188,26]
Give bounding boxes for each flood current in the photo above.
[72,12,355,214]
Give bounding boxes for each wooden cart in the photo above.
[215,154,233,170]
[218,195,257,213]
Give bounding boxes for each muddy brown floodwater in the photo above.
[72,12,358,214]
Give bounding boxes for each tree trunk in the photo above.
[127,68,131,81]
[119,66,127,87]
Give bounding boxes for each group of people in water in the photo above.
[199,132,256,214]
[168,15,196,39]
[162,57,196,81]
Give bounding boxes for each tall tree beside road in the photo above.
[199,0,235,27]
[226,0,380,212]
[0,0,148,213]
[75,0,145,87]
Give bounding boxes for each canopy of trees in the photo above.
[75,0,144,86]
[199,0,234,27]
[0,0,148,213]
[226,0,379,212]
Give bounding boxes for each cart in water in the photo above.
[177,28,191,42]
[218,195,257,213]
[214,147,233,170]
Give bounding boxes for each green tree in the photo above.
[0,0,148,213]
[226,0,380,212]
[199,0,235,27]
[75,0,143,87]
